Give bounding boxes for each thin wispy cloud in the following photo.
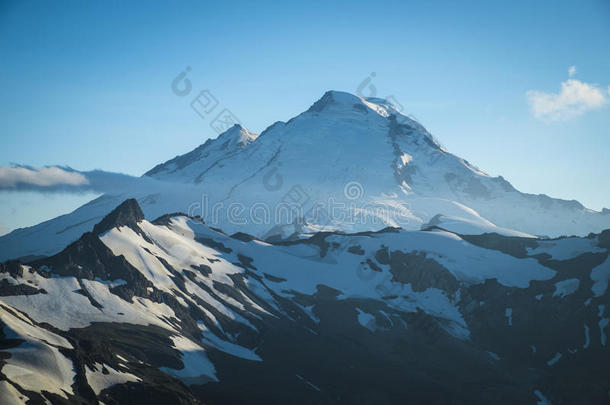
[526,66,608,122]
[568,65,577,77]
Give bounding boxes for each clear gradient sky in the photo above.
[1,0,609,235]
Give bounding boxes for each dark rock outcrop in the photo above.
[598,229,610,249]
[92,198,145,236]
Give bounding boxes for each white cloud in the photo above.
[0,166,88,188]
[0,165,189,195]
[568,66,577,77]
[526,78,607,122]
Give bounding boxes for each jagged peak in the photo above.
[92,198,145,235]
[216,123,258,145]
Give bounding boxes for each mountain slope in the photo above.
[1,199,609,404]
[145,124,258,183]
[1,90,609,262]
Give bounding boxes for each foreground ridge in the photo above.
[1,199,609,403]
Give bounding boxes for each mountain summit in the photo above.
[92,198,145,235]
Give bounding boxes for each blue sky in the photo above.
[1,0,609,235]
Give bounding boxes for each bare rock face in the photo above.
[375,247,460,294]
[599,229,610,249]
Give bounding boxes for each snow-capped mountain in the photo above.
[143,90,608,237]
[1,199,609,404]
[1,90,609,262]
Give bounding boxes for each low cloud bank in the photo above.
[0,165,168,194]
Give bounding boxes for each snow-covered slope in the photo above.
[144,124,258,183]
[421,214,537,238]
[1,90,609,261]
[1,199,609,403]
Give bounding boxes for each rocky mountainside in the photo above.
[1,199,609,404]
[1,91,609,262]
